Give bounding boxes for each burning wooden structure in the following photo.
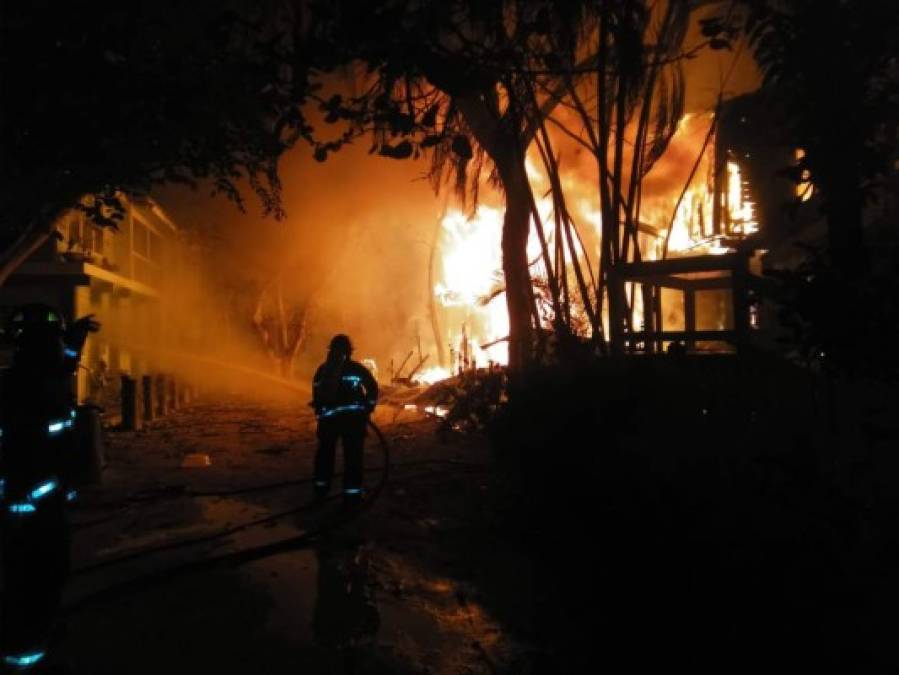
[611,251,757,354]
[606,94,799,356]
[418,97,779,371]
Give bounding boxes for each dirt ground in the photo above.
[51,393,535,674]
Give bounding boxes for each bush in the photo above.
[488,354,876,672]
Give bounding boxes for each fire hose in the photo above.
[83,458,480,506]
[64,419,392,614]
[72,435,477,577]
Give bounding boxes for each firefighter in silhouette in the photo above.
[0,304,98,671]
[312,335,378,507]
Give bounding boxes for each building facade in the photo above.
[0,195,203,414]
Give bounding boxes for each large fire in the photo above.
[412,113,758,384]
[432,206,509,369]
[413,208,507,385]
[415,205,537,384]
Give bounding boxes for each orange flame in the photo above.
[422,114,759,374]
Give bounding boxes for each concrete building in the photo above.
[0,195,202,414]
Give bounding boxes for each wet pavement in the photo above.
[51,393,526,674]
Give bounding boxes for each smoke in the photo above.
[153,140,455,390]
[147,11,760,390]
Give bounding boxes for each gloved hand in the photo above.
[62,314,100,356]
[73,314,101,334]
[67,314,100,347]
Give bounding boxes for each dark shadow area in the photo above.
[312,539,380,673]
[487,354,898,673]
[57,566,313,674]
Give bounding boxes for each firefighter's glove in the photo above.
[76,314,101,333]
[68,314,101,348]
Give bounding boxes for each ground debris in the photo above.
[65,396,527,675]
[180,452,211,468]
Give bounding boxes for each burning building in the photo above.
[612,100,771,355]
[418,96,781,377]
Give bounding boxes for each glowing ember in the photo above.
[413,366,452,385]
[422,405,450,418]
[401,402,449,417]
[795,149,814,202]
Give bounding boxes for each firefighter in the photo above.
[0,304,98,671]
[312,335,378,507]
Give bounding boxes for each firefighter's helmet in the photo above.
[329,334,353,356]
[5,303,67,344]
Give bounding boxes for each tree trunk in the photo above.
[825,191,866,277]
[496,156,535,371]
[454,92,537,371]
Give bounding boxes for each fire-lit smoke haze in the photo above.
[156,141,456,386]
[149,20,760,387]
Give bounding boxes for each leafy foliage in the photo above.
[737,0,899,270]
[305,1,705,364]
[1,2,316,240]
[490,355,880,670]
[304,2,649,200]
[770,237,899,381]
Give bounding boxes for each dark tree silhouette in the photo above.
[0,2,315,285]
[739,0,898,275]
[304,1,603,369]
[304,1,713,366]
